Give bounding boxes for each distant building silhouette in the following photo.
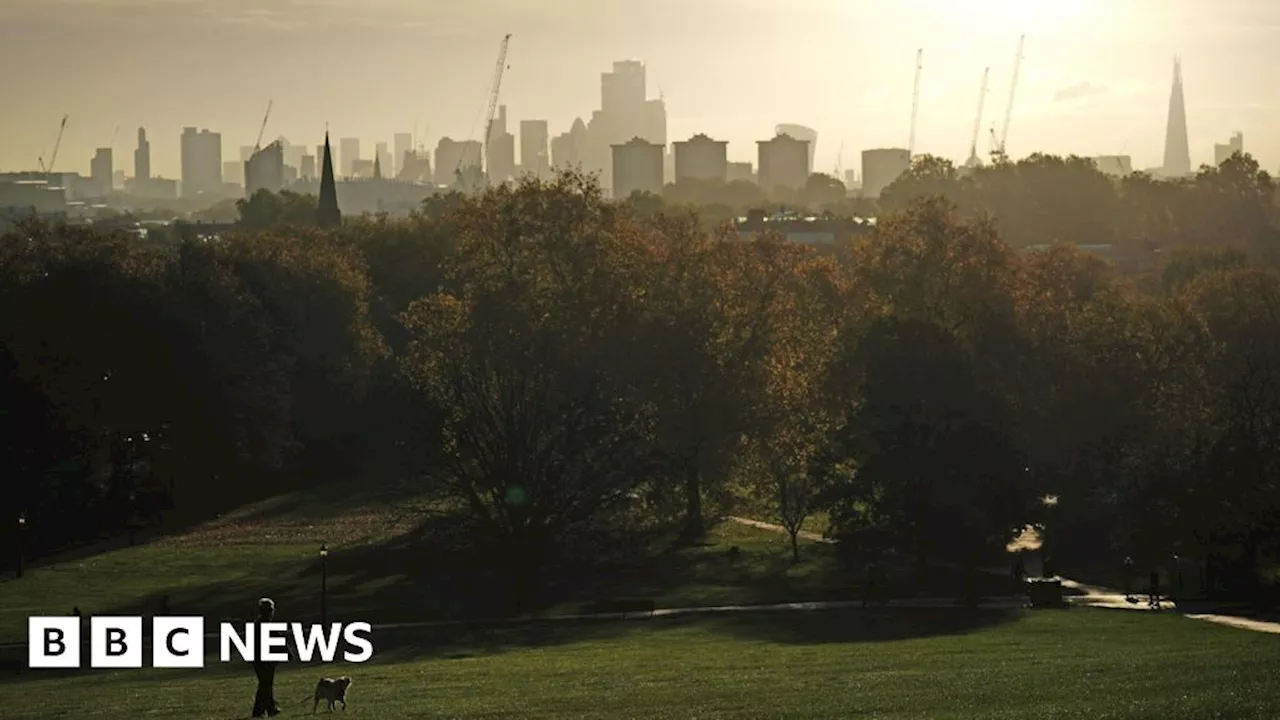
[339,138,360,178]
[1162,57,1191,178]
[316,132,341,228]
[861,148,911,198]
[1214,132,1243,166]
[552,118,588,172]
[90,148,113,198]
[300,154,316,180]
[586,60,667,192]
[486,105,517,185]
[757,133,810,193]
[435,137,481,187]
[1092,155,1133,177]
[351,159,374,179]
[245,141,284,197]
[134,128,150,181]
[520,119,550,180]
[180,127,222,198]
[611,137,663,199]
[393,133,412,177]
[398,149,431,183]
[775,124,817,171]
[674,134,728,182]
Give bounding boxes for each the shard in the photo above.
[1161,57,1191,178]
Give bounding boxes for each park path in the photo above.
[727,516,1280,635]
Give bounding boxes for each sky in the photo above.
[1,0,1278,179]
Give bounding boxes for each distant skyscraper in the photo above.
[181,127,222,198]
[435,137,481,186]
[90,148,113,197]
[551,118,587,172]
[520,119,550,180]
[301,154,316,180]
[393,133,412,177]
[1214,132,1243,166]
[339,137,360,178]
[245,141,284,197]
[134,128,150,180]
[317,133,341,228]
[1162,58,1191,178]
[486,106,517,184]
[861,148,911,198]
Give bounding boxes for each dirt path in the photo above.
[728,516,1280,635]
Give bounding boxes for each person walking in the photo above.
[1013,552,1027,594]
[1147,570,1161,610]
[252,597,281,718]
[1123,556,1135,600]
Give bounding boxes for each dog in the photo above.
[307,676,352,713]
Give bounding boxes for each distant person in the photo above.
[863,560,878,608]
[1013,553,1026,593]
[1148,570,1161,610]
[1123,556,1135,598]
[251,597,281,718]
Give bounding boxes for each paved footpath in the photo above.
[727,515,1280,635]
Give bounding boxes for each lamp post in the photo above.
[16,513,26,579]
[320,544,328,627]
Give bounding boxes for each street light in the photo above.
[320,544,328,627]
[16,513,26,579]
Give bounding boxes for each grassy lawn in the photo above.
[3,607,1280,719]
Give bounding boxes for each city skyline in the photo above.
[2,0,1278,178]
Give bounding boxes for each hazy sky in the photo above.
[2,0,1278,179]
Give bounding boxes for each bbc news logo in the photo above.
[28,617,374,668]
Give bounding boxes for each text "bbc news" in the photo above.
[28,617,374,668]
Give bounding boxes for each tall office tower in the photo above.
[519,120,550,180]
[1214,132,1244,166]
[393,133,412,177]
[134,128,151,180]
[245,141,285,197]
[180,127,223,197]
[1162,57,1191,178]
[301,154,316,180]
[485,106,516,183]
[90,148,113,197]
[776,124,817,171]
[339,138,360,178]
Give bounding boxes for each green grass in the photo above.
[4,486,1278,717]
[4,607,1280,719]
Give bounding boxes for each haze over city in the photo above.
[2,0,1279,178]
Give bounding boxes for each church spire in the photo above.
[317,131,341,228]
[373,151,382,180]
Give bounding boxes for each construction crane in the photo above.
[457,33,513,190]
[966,67,990,167]
[254,100,274,151]
[996,34,1025,159]
[37,115,68,173]
[908,48,923,158]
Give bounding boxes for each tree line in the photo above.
[4,158,1280,606]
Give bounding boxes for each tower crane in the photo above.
[254,100,274,151]
[996,34,1025,159]
[908,48,923,158]
[37,115,68,173]
[458,33,512,190]
[966,68,990,167]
